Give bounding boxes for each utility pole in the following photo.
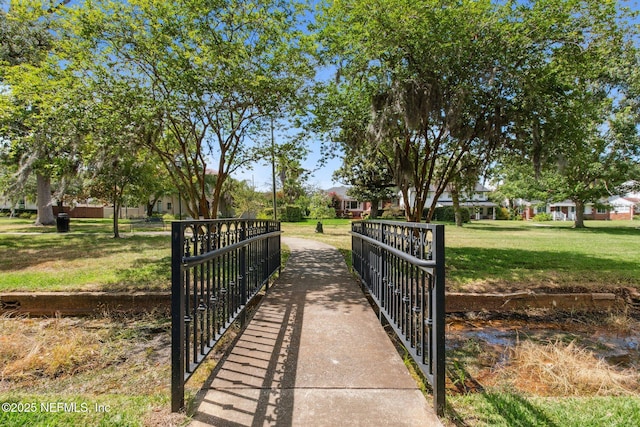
[271,116,277,221]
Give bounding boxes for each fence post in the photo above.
[433,224,446,416]
[239,221,247,325]
[171,221,185,413]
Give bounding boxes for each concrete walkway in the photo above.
[190,237,442,427]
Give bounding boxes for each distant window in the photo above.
[597,207,607,214]
[536,206,546,214]
[346,201,359,210]
[167,202,172,210]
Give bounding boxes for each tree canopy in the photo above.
[1,0,639,227]
[315,0,640,224]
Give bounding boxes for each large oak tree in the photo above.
[316,0,512,222]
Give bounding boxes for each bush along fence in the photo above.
[171,219,282,412]
[351,220,446,416]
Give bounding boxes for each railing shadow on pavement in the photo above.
[188,269,306,426]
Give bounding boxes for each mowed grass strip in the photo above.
[0,222,170,291]
[448,394,640,427]
[1,217,639,292]
[282,219,640,293]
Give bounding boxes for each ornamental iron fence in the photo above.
[351,220,445,416]
[171,219,281,412]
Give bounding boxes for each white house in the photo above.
[399,183,498,220]
[517,195,638,221]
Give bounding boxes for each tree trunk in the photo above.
[573,200,586,228]
[112,184,124,238]
[405,190,425,223]
[113,197,121,238]
[451,186,464,227]
[35,173,56,226]
[146,200,155,217]
[199,194,210,219]
[369,198,380,219]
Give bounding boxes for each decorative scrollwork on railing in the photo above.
[171,219,281,412]
[351,220,445,417]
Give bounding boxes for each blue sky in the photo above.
[233,2,343,192]
[234,140,343,192]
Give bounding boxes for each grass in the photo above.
[448,394,640,427]
[0,217,160,234]
[3,217,639,292]
[0,394,172,427]
[443,220,640,292]
[0,219,170,292]
[503,339,638,396]
[282,218,640,293]
[443,311,640,426]
[2,216,640,425]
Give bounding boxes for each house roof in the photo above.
[608,196,637,206]
[549,200,576,207]
[437,201,498,208]
[325,186,350,199]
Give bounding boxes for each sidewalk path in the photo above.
[190,237,443,427]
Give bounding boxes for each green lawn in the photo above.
[0,218,170,292]
[443,220,640,292]
[448,394,640,427]
[283,218,640,293]
[1,217,638,292]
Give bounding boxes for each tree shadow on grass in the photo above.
[467,222,640,237]
[0,234,169,271]
[446,246,640,290]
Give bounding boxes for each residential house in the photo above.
[399,183,498,220]
[516,194,638,222]
[326,186,373,219]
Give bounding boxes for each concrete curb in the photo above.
[0,291,171,316]
[0,290,631,316]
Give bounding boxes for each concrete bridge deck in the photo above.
[190,237,442,427]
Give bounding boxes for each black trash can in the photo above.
[56,213,70,233]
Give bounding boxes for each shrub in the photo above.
[281,205,303,222]
[257,209,273,220]
[381,206,404,219]
[533,212,553,222]
[432,206,470,223]
[495,207,510,220]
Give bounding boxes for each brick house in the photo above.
[326,186,372,219]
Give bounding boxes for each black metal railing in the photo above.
[351,220,445,416]
[171,219,281,412]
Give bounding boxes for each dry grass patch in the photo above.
[0,316,113,385]
[0,314,173,394]
[503,339,639,397]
